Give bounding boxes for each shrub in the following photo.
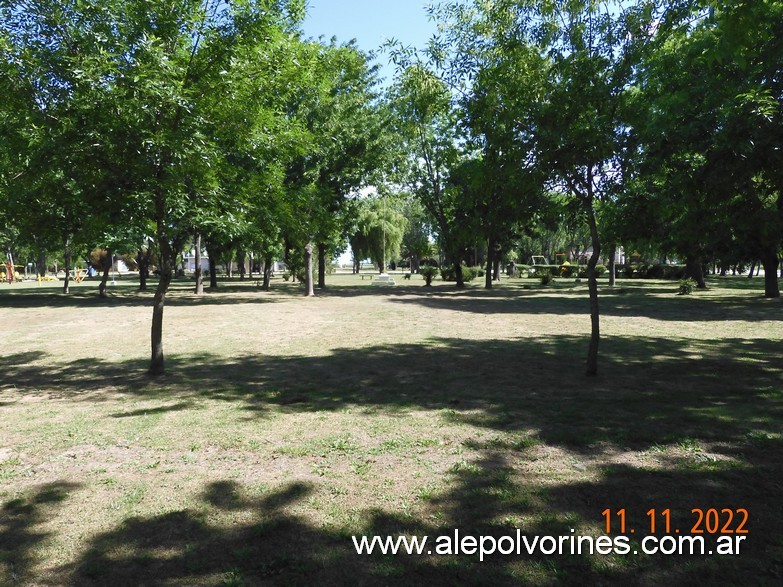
[420,266,439,286]
[517,264,532,277]
[595,264,607,277]
[282,272,291,281]
[560,261,575,278]
[540,274,552,286]
[678,277,697,295]
[440,264,477,283]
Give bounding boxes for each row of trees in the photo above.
[383,0,782,373]
[1,0,388,373]
[2,0,781,376]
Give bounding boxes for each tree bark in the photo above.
[304,242,315,297]
[262,255,272,291]
[37,252,46,278]
[317,242,326,289]
[237,248,246,280]
[761,251,780,298]
[493,256,501,281]
[149,250,173,376]
[485,237,494,289]
[686,255,706,289]
[99,250,111,298]
[748,260,756,278]
[584,198,601,377]
[206,242,218,289]
[607,244,616,287]
[454,259,465,288]
[137,247,151,292]
[194,233,203,295]
[63,237,71,295]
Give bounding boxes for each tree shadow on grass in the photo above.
[12,445,777,585]
[4,341,781,585]
[0,482,82,583]
[385,283,783,322]
[0,282,285,309]
[4,335,782,457]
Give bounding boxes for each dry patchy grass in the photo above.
[1,273,782,585]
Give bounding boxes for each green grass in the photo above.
[0,273,782,585]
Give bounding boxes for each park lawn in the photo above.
[1,273,781,585]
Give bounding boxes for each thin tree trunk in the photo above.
[761,251,780,298]
[38,252,46,278]
[99,250,111,298]
[149,251,173,376]
[317,243,326,289]
[194,233,203,295]
[485,238,494,289]
[493,256,501,281]
[454,259,464,288]
[206,243,218,289]
[262,255,272,291]
[137,248,150,292]
[237,248,246,280]
[686,255,706,288]
[584,198,601,377]
[304,242,315,297]
[748,260,756,278]
[63,237,71,295]
[607,244,616,286]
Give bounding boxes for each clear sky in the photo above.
[302,0,437,85]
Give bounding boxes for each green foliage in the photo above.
[539,274,552,286]
[351,196,408,271]
[440,265,477,283]
[419,265,439,286]
[678,278,697,295]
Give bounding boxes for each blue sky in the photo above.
[302,0,437,85]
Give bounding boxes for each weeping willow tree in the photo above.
[353,196,408,273]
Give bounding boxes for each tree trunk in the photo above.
[686,255,706,289]
[206,243,218,289]
[137,248,150,292]
[37,252,47,278]
[99,250,111,298]
[149,251,173,376]
[317,243,326,289]
[761,251,780,298]
[748,260,756,278]
[584,199,601,377]
[237,248,246,280]
[63,237,71,294]
[194,233,203,295]
[304,242,315,297]
[485,238,494,289]
[262,255,272,291]
[454,260,465,288]
[607,244,616,287]
[493,256,501,281]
